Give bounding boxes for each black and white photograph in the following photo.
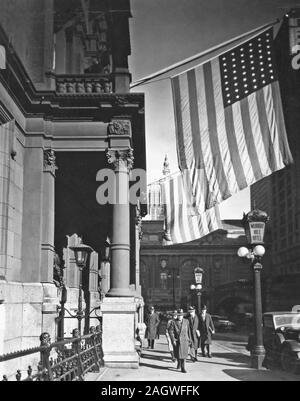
[0,0,300,385]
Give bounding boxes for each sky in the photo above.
[128,0,292,219]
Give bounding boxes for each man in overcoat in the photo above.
[169,309,191,373]
[199,305,215,358]
[187,306,200,361]
[145,306,160,349]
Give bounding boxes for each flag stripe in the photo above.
[211,59,239,195]
[263,85,283,170]
[179,73,195,168]
[231,101,255,186]
[255,89,278,173]
[203,62,231,198]
[240,97,263,182]
[172,77,188,170]
[195,66,222,206]
[247,92,273,177]
[187,69,203,169]
[224,106,248,190]
[270,81,293,165]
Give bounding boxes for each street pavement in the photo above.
[93,333,300,382]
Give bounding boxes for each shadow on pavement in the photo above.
[142,349,171,355]
[139,362,177,371]
[223,369,299,381]
[141,354,173,363]
[200,352,249,367]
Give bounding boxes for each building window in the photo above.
[160,272,168,289]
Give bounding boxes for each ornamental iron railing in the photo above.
[0,326,103,381]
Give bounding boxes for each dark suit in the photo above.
[188,314,199,359]
[145,312,160,349]
[169,317,191,372]
[199,312,215,356]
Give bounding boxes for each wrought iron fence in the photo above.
[0,326,104,381]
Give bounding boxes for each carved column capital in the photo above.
[108,119,132,136]
[106,148,134,171]
[44,149,58,175]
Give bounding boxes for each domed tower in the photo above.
[148,155,170,220]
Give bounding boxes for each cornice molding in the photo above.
[0,25,144,122]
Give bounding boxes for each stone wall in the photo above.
[0,0,54,89]
[0,280,59,379]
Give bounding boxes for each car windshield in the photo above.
[274,314,300,329]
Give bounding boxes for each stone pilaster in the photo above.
[41,149,57,283]
[0,122,11,278]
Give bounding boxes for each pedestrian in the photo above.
[169,309,192,373]
[199,305,215,358]
[166,310,177,362]
[187,306,200,362]
[145,305,160,349]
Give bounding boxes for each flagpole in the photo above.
[130,18,281,89]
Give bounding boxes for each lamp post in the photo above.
[190,266,204,314]
[69,243,94,336]
[167,269,180,309]
[238,209,269,370]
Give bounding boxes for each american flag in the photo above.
[160,172,221,245]
[172,28,293,213]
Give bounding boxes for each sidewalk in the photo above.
[94,337,299,382]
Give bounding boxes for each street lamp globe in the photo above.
[196,284,202,290]
[253,245,265,257]
[237,246,249,258]
[190,284,196,290]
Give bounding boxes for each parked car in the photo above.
[211,315,236,332]
[246,310,300,374]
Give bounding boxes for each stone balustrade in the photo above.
[55,74,113,95]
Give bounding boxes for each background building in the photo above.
[0,0,146,375]
[142,161,253,320]
[250,13,300,311]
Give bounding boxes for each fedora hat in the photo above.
[177,308,184,316]
[188,306,195,312]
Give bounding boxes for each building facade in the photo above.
[250,13,300,311]
[0,0,146,375]
[141,219,253,319]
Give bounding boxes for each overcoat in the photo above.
[166,319,174,352]
[145,312,160,340]
[187,314,200,349]
[169,318,191,359]
[199,313,215,345]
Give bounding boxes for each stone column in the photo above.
[106,148,134,297]
[101,119,138,368]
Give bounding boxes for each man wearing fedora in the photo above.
[187,306,200,362]
[169,309,192,373]
[145,305,160,349]
[199,305,215,358]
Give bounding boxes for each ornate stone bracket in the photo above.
[106,148,134,171]
[44,149,58,175]
[108,119,132,136]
